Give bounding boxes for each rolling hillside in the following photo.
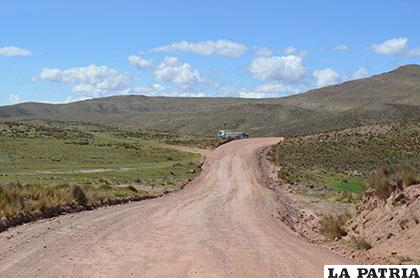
[1,65,419,136]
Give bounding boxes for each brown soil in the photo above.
[260,146,420,264]
[0,138,349,278]
[345,185,420,263]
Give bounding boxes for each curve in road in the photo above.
[0,138,350,277]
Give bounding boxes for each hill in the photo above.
[270,120,420,195]
[1,65,419,136]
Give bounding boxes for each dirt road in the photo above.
[0,138,350,277]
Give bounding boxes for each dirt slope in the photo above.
[0,138,350,278]
[345,185,420,262]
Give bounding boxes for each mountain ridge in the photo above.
[1,65,419,136]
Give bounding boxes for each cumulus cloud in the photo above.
[255,47,273,57]
[333,44,349,51]
[283,46,308,57]
[239,82,300,98]
[408,48,420,56]
[133,83,205,97]
[36,65,132,97]
[370,37,412,55]
[313,68,339,87]
[239,91,270,99]
[0,46,32,57]
[249,55,306,83]
[153,56,202,88]
[151,39,247,57]
[9,94,21,103]
[352,67,368,79]
[283,46,296,55]
[131,83,169,96]
[128,54,152,69]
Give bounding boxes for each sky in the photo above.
[1,0,420,105]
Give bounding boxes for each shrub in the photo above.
[332,191,360,203]
[319,213,351,239]
[125,185,138,193]
[347,236,372,250]
[367,167,394,199]
[367,163,420,199]
[71,185,88,205]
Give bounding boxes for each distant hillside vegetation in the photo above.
[270,120,420,195]
[1,65,419,136]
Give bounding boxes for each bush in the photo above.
[0,183,143,220]
[367,163,420,199]
[125,185,138,193]
[347,237,372,250]
[332,191,360,203]
[71,185,88,205]
[319,213,351,239]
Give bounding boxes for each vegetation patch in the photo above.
[0,120,205,230]
[343,237,372,250]
[0,182,157,231]
[270,121,420,196]
[366,163,419,199]
[319,213,351,239]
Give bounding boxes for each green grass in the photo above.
[327,177,364,193]
[0,121,202,186]
[0,120,203,221]
[271,121,420,196]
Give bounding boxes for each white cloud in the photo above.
[333,44,349,51]
[239,82,300,98]
[239,91,269,99]
[128,54,152,69]
[132,83,205,97]
[370,37,408,55]
[313,68,339,87]
[283,46,308,57]
[408,48,420,56]
[0,46,32,57]
[36,65,132,97]
[283,46,296,55]
[132,83,169,96]
[249,55,306,83]
[9,94,21,103]
[255,47,273,57]
[254,83,287,94]
[153,56,202,88]
[37,96,91,104]
[352,67,368,79]
[152,39,247,57]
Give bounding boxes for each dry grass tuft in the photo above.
[347,236,372,250]
[367,163,419,199]
[319,213,351,239]
[0,183,147,220]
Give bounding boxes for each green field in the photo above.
[270,121,420,196]
[0,121,204,220]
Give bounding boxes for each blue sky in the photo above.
[1,0,419,105]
